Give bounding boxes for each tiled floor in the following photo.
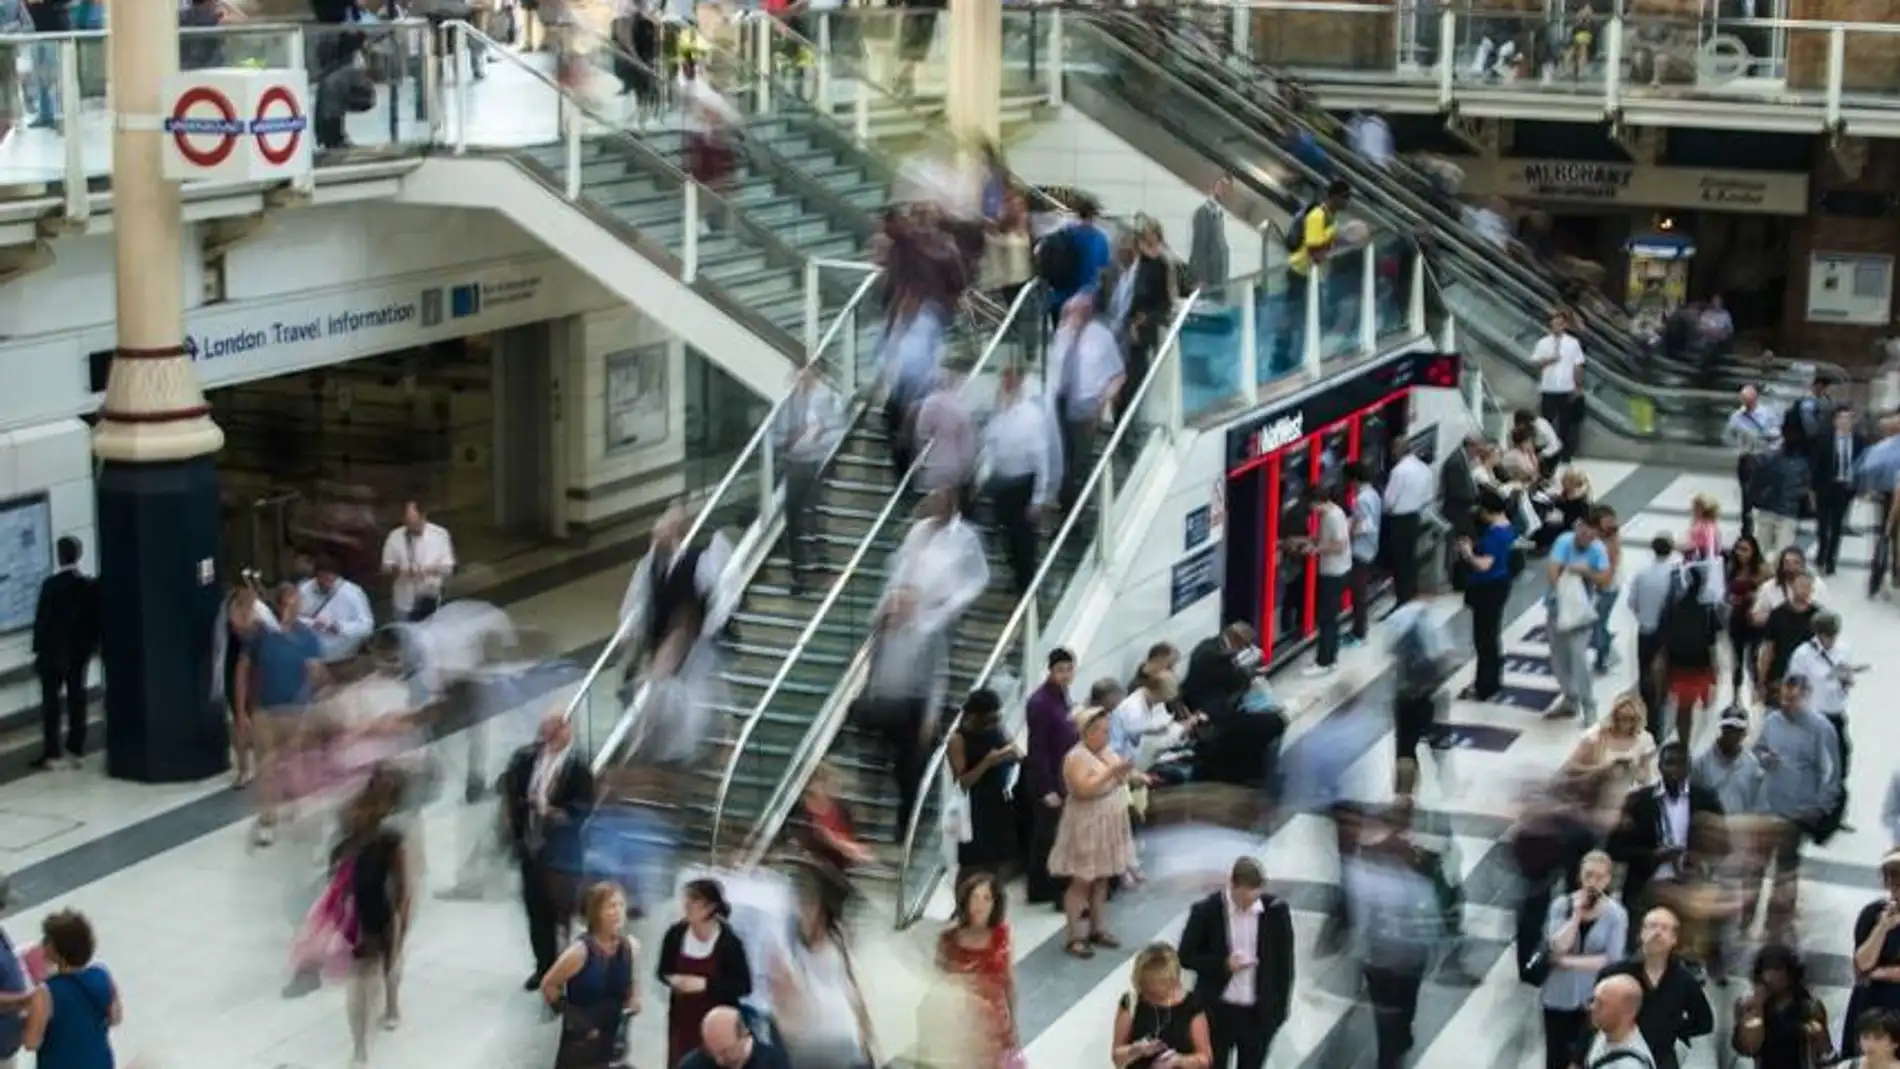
[1,454,1892,1069]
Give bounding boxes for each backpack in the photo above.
[1283,203,1327,252]
[1036,225,1083,294]
[1660,570,1716,664]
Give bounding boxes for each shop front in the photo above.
[1220,348,1460,667]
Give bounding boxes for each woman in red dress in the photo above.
[936,873,1018,1069]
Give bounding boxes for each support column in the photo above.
[95,5,230,782]
[946,0,1002,148]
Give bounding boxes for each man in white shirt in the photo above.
[774,364,843,594]
[913,370,979,515]
[1533,308,1586,464]
[1048,296,1125,512]
[297,556,376,671]
[1724,385,1782,538]
[1306,486,1353,677]
[1382,441,1435,604]
[1347,462,1383,643]
[1348,111,1394,171]
[381,500,456,623]
[983,368,1061,596]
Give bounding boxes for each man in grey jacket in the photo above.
[1754,674,1841,940]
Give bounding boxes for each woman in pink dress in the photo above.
[936,873,1017,1069]
[1048,711,1138,959]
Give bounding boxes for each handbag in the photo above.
[1553,572,1597,634]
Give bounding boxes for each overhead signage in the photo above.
[1223,349,1462,469]
[161,68,311,183]
[1460,158,1809,216]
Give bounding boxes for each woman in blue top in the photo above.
[542,882,640,1069]
[25,909,118,1069]
[1457,490,1519,702]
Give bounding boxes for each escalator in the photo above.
[715,296,1201,901]
[1053,17,1734,449]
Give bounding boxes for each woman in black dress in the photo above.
[1734,943,1832,1069]
[339,766,411,1069]
[946,688,1019,881]
[1843,858,1900,1055]
[1111,943,1211,1069]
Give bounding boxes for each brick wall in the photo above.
[1787,0,1900,94]
[1781,138,1900,370]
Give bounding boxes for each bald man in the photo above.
[679,1006,791,1069]
[1585,973,1656,1068]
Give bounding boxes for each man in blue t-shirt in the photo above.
[1545,518,1613,724]
[241,584,326,847]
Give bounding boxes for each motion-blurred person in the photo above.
[1539,850,1628,1069]
[863,491,989,834]
[1023,649,1078,904]
[542,882,641,1069]
[1754,674,1840,941]
[1749,436,1811,561]
[299,555,376,674]
[1586,973,1655,1066]
[680,58,739,231]
[1625,535,1679,736]
[616,504,736,704]
[1050,710,1138,959]
[1038,199,1111,332]
[1841,855,1900,1050]
[213,579,279,788]
[336,766,413,1067]
[1047,295,1125,512]
[1111,943,1212,1069]
[1726,386,1782,537]
[771,866,877,1069]
[1598,906,1713,1069]
[381,500,454,623]
[1381,436,1434,606]
[1734,943,1832,1068]
[774,363,843,595]
[947,688,1020,882]
[659,880,754,1069]
[1608,743,1722,936]
[30,535,98,773]
[1544,514,1614,724]
[1341,806,1440,1069]
[1388,582,1453,782]
[788,762,870,880]
[1177,858,1293,1069]
[983,367,1061,596]
[23,911,118,1069]
[878,291,948,478]
[1121,217,1178,393]
[935,873,1017,1069]
[913,369,978,514]
[503,712,596,991]
[1458,490,1518,702]
[248,582,328,846]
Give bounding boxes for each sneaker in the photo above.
[28,757,55,772]
[64,755,83,771]
[1543,702,1578,721]
[252,823,275,847]
[1302,663,1337,678]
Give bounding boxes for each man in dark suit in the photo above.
[501,710,596,989]
[1182,624,1275,787]
[31,536,100,771]
[1178,857,1295,1069]
[1438,434,1482,540]
[1606,740,1725,942]
[1813,405,1866,576]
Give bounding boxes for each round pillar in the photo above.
[946,0,1003,149]
[94,4,230,782]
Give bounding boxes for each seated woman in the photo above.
[1531,468,1594,554]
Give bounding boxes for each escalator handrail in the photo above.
[707,278,1048,856]
[447,21,839,294]
[888,288,1205,926]
[572,268,888,773]
[1119,16,1636,360]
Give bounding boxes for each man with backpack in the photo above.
[1273,179,1351,374]
[1388,587,1451,784]
[1037,199,1111,332]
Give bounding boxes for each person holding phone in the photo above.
[1112,944,1211,1069]
[1540,850,1628,1069]
[1841,854,1900,1053]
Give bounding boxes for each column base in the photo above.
[97,456,230,783]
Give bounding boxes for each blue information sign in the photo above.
[1184,505,1211,551]
[1170,546,1221,616]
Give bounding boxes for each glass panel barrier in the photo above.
[1179,290,1245,424]
[307,20,439,156]
[1254,260,1297,389]
[1320,240,1367,364]
[1375,233,1411,344]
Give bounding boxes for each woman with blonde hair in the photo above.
[1687,494,1722,560]
[542,882,641,1069]
[1563,692,1658,820]
[1111,943,1211,1069]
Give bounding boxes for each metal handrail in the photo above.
[0,20,430,43]
[572,268,886,772]
[891,288,1203,923]
[706,277,1046,852]
[1068,16,1651,379]
[447,21,827,283]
